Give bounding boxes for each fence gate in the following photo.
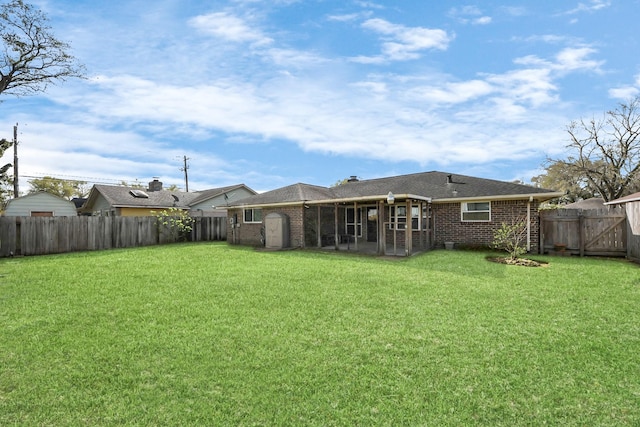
[540,207,627,257]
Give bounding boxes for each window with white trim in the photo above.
[389,206,407,230]
[243,208,263,223]
[461,202,490,222]
[411,205,430,230]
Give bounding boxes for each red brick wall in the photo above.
[432,200,541,253]
[227,206,306,248]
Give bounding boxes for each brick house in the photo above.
[226,171,563,256]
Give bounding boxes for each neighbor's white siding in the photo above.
[4,192,78,216]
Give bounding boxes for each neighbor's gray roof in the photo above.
[230,171,563,207]
[188,184,256,206]
[85,184,200,209]
[563,198,606,209]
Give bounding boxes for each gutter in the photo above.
[229,194,433,209]
[433,191,564,203]
[229,191,563,209]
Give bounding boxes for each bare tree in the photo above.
[543,97,640,202]
[0,0,84,98]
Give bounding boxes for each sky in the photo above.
[2,0,640,194]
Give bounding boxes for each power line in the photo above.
[21,173,182,188]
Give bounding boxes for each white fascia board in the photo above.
[433,191,565,203]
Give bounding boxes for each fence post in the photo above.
[579,212,585,257]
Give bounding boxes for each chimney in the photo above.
[148,178,163,192]
[446,174,453,184]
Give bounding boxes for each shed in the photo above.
[4,192,78,217]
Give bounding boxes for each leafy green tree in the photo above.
[119,180,145,189]
[531,162,593,205]
[28,176,87,199]
[1,0,84,98]
[539,97,640,202]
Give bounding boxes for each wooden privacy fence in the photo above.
[540,207,626,257]
[0,216,227,257]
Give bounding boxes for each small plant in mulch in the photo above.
[489,216,547,267]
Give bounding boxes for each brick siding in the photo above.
[227,206,306,248]
[432,200,541,253]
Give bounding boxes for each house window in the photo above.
[345,207,362,237]
[461,202,491,222]
[244,208,263,223]
[389,205,429,230]
[411,206,430,230]
[389,206,407,230]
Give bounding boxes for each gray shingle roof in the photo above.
[87,185,200,209]
[230,171,562,207]
[188,184,255,205]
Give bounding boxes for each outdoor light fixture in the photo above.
[387,192,395,204]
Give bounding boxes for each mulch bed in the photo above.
[486,256,549,267]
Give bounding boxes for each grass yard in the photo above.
[1,242,640,426]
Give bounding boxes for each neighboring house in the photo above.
[4,191,78,217]
[226,171,563,256]
[188,184,258,217]
[563,198,606,210]
[81,179,256,217]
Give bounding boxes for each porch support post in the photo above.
[316,205,322,248]
[393,205,397,255]
[334,203,339,251]
[377,200,386,255]
[527,198,532,252]
[354,201,358,252]
[405,199,412,256]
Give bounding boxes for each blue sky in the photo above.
[2,0,640,193]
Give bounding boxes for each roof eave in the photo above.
[229,194,433,208]
[433,191,565,203]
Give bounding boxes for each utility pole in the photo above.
[180,155,190,192]
[13,123,18,198]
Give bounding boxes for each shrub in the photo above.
[152,208,194,242]
[492,216,528,260]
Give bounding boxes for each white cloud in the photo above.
[473,16,492,25]
[189,11,273,46]
[514,46,603,74]
[448,6,492,25]
[609,74,640,100]
[554,47,604,73]
[416,80,494,104]
[360,18,452,61]
[564,0,611,15]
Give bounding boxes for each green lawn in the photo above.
[2,243,640,426]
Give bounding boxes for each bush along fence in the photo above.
[0,216,227,257]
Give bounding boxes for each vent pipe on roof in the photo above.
[348,176,359,182]
[446,174,453,184]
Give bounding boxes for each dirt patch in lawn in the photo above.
[487,256,549,267]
